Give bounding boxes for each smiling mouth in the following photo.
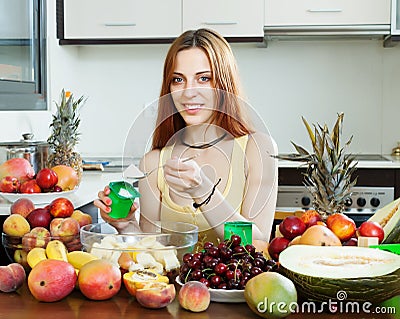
[184,104,202,110]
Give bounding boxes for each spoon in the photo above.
[123,154,198,180]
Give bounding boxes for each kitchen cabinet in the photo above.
[57,0,181,43]
[183,0,264,40]
[391,0,400,35]
[0,0,30,40]
[57,0,264,44]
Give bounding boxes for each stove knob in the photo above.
[344,197,353,207]
[370,197,380,208]
[301,196,311,206]
[357,197,367,207]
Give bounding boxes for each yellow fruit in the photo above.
[27,247,47,268]
[46,240,68,261]
[67,251,98,270]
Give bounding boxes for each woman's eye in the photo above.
[172,77,183,84]
[200,76,211,82]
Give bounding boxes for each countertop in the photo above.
[1,284,395,319]
[0,170,123,216]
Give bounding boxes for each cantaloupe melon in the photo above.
[279,245,400,303]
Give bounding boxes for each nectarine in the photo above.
[179,281,210,312]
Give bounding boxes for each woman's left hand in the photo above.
[163,156,213,198]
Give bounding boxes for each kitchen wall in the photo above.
[1,1,400,159]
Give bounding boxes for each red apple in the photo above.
[49,217,80,242]
[36,168,58,190]
[268,237,290,261]
[279,216,306,240]
[0,176,20,193]
[28,259,77,302]
[49,197,74,218]
[10,198,35,218]
[26,208,52,229]
[358,221,385,244]
[22,227,51,251]
[20,179,41,194]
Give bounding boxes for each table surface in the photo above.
[1,283,395,319]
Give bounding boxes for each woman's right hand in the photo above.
[93,185,140,233]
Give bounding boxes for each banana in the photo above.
[67,251,98,270]
[27,247,47,268]
[46,240,68,262]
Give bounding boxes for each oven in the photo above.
[274,154,400,238]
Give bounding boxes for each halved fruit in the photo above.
[123,269,169,296]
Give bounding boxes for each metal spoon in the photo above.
[123,154,198,180]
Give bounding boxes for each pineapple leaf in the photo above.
[302,116,316,149]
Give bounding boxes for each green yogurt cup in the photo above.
[224,221,253,246]
[108,181,141,219]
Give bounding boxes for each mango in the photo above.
[0,158,35,183]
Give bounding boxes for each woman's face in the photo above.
[170,47,216,126]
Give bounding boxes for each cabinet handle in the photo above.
[307,9,342,13]
[202,22,238,26]
[104,23,137,27]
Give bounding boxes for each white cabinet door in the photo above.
[265,0,390,26]
[63,0,181,39]
[183,0,264,37]
[392,0,400,35]
[0,0,30,39]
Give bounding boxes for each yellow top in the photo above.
[157,135,249,244]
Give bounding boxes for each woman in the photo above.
[94,28,278,244]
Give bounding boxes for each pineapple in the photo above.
[278,113,358,220]
[47,89,86,182]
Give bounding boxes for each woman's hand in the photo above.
[163,157,213,199]
[93,185,140,233]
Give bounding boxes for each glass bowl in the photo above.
[80,221,198,276]
[2,231,81,269]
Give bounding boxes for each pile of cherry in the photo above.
[179,235,277,290]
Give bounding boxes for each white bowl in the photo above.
[175,276,245,303]
[0,189,77,205]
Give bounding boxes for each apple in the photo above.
[71,210,92,228]
[49,217,80,242]
[28,259,77,302]
[49,197,74,218]
[279,216,306,240]
[0,176,20,193]
[10,198,35,218]
[326,213,357,242]
[26,207,52,229]
[51,165,79,191]
[2,214,31,236]
[0,263,26,292]
[20,179,41,194]
[179,281,210,312]
[358,221,385,244]
[36,168,58,190]
[268,237,290,261]
[22,227,51,251]
[78,259,121,301]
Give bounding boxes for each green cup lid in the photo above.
[109,181,141,199]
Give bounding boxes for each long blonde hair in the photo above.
[152,29,253,150]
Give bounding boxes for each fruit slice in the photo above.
[279,245,400,303]
[46,240,68,261]
[27,247,47,268]
[368,197,400,243]
[67,251,98,270]
[123,270,169,297]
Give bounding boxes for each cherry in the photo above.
[230,234,241,247]
[210,275,222,288]
[214,263,227,275]
[182,253,193,264]
[203,242,214,250]
[199,278,210,287]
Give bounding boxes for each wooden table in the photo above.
[0,284,396,319]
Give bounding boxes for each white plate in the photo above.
[0,189,78,205]
[175,276,245,303]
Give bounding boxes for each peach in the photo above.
[78,259,121,300]
[51,165,79,191]
[300,210,322,228]
[326,213,356,242]
[0,176,20,193]
[49,197,74,218]
[0,158,35,184]
[49,217,80,243]
[70,209,92,228]
[136,282,176,309]
[2,214,30,236]
[178,281,210,312]
[10,198,35,218]
[0,263,26,292]
[28,259,77,302]
[22,227,51,251]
